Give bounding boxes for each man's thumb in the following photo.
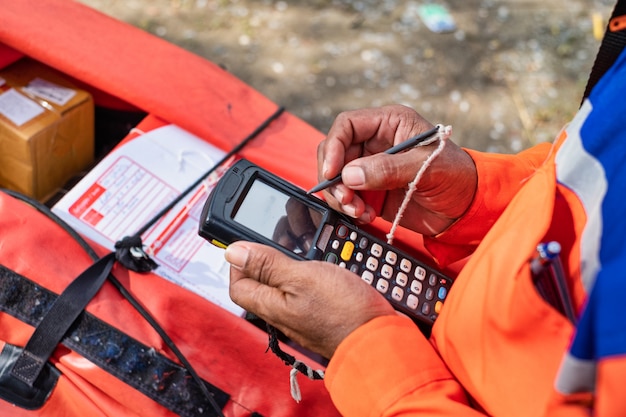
[225,241,292,287]
[224,241,251,270]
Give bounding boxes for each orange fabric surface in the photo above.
[424,143,553,266]
[325,315,481,417]
[595,358,626,417]
[433,157,574,417]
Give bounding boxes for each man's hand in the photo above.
[226,241,395,359]
[316,104,477,236]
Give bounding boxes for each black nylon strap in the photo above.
[9,253,116,387]
[0,264,229,416]
[583,0,626,100]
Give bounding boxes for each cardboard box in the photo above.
[0,58,94,201]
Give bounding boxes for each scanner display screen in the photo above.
[233,179,324,254]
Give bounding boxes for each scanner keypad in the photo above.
[322,223,452,325]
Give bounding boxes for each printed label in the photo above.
[0,88,45,126]
[23,77,76,106]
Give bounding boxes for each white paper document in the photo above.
[53,125,244,316]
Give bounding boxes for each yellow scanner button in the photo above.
[211,239,228,249]
[340,241,355,261]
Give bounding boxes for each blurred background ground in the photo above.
[78,0,614,152]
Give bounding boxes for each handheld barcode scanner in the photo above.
[198,158,452,328]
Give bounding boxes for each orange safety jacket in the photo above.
[323,40,626,417]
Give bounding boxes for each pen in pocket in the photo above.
[531,241,577,324]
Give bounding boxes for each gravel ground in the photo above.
[78,0,614,152]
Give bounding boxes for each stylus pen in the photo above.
[307,125,440,194]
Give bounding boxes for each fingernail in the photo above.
[342,203,358,218]
[334,187,346,203]
[342,166,365,187]
[322,160,330,178]
[225,243,249,270]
